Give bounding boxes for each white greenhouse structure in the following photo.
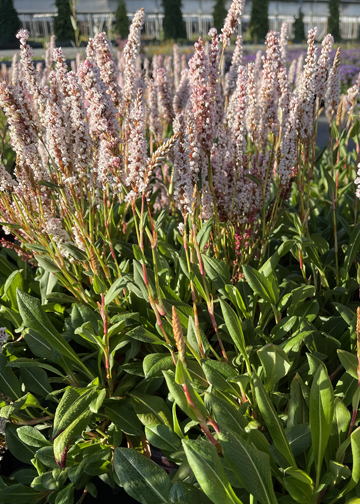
[13,0,360,41]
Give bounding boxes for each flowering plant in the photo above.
[0,1,360,503]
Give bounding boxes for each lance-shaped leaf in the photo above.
[0,353,21,400]
[220,299,248,367]
[219,427,279,504]
[105,400,143,436]
[53,386,99,466]
[309,362,334,487]
[242,265,278,304]
[113,447,171,504]
[336,427,360,499]
[344,221,360,275]
[17,426,51,448]
[258,344,291,390]
[0,483,40,503]
[337,350,358,380]
[182,439,243,504]
[17,290,93,379]
[283,468,314,504]
[253,371,296,467]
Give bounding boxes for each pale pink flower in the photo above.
[173,44,181,89]
[280,21,288,63]
[325,47,341,116]
[88,32,124,115]
[316,34,334,102]
[173,69,189,114]
[221,0,246,47]
[231,66,248,168]
[148,78,162,142]
[125,87,148,203]
[188,37,214,153]
[225,35,243,98]
[297,28,318,140]
[156,67,174,123]
[123,9,145,104]
[173,114,193,215]
[277,95,299,186]
[16,29,47,123]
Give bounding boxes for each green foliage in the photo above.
[115,0,130,40]
[2,4,360,504]
[212,0,227,34]
[53,0,73,41]
[161,0,187,40]
[293,10,305,43]
[0,0,20,44]
[328,0,341,42]
[249,0,269,43]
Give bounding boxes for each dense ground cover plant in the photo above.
[0,0,360,502]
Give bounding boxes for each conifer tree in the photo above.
[328,0,341,42]
[161,0,187,40]
[54,0,73,41]
[0,0,20,44]
[293,10,305,43]
[212,0,227,34]
[249,0,269,43]
[115,0,130,39]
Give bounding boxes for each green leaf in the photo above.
[61,244,87,261]
[242,265,278,304]
[17,290,93,379]
[143,353,175,378]
[183,439,242,504]
[5,423,35,464]
[253,371,296,467]
[36,446,59,469]
[0,483,39,503]
[53,387,80,437]
[131,391,172,428]
[104,277,129,306]
[127,325,165,345]
[113,447,171,504]
[285,424,312,457]
[53,387,98,437]
[163,371,199,422]
[202,360,238,395]
[202,255,230,294]
[145,424,181,453]
[258,344,291,390]
[54,483,74,504]
[259,240,295,278]
[23,329,57,361]
[220,300,248,365]
[35,255,60,272]
[0,353,21,400]
[54,409,93,467]
[337,350,358,380]
[4,270,23,310]
[283,468,314,504]
[53,387,98,465]
[205,392,248,434]
[336,427,360,499]
[93,274,106,295]
[20,366,53,396]
[169,481,213,504]
[309,362,334,487]
[219,427,279,504]
[105,401,143,436]
[197,219,214,251]
[17,426,51,448]
[344,222,360,275]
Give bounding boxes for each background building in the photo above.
[13,0,360,41]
